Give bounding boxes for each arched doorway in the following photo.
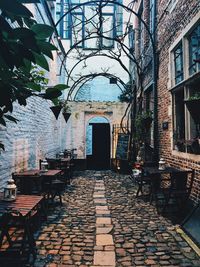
[86,116,110,170]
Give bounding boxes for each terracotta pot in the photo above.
[50,105,62,120]
[62,112,71,123]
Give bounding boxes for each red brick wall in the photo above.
[157,0,200,203]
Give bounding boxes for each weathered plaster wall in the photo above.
[0,2,67,189]
[65,101,128,159]
[0,97,68,189]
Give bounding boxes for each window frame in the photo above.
[170,17,200,156]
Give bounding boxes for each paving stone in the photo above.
[96,206,109,210]
[96,227,113,234]
[94,199,107,204]
[96,218,111,225]
[96,234,114,246]
[94,251,116,266]
[96,210,111,215]
[26,170,200,267]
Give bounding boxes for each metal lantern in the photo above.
[41,159,48,172]
[158,158,166,170]
[59,152,64,159]
[4,179,17,201]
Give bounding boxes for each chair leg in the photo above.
[136,183,143,197]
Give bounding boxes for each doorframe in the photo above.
[85,115,112,166]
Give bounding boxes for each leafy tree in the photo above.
[0,0,68,150]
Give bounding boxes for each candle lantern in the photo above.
[59,152,64,159]
[4,179,17,201]
[41,159,48,172]
[158,158,166,170]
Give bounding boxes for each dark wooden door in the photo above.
[87,123,110,170]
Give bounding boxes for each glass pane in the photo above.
[188,24,200,75]
[84,5,99,49]
[174,43,183,84]
[102,15,114,48]
[71,14,83,47]
[173,89,185,152]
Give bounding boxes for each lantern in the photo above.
[158,158,166,170]
[4,179,17,201]
[59,152,64,159]
[41,159,48,172]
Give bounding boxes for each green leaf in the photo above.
[4,114,18,123]
[0,15,12,32]
[53,84,70,90]
[0,117,6,126]
[31,24,54,39]
[43,90,62,100]
[0,142,5,151]
[51,98,59,106]
[12,27,36,39]
[26,82,41,91]
[37,41,57,59]
[0,0,33,17]
[33,53,49,71]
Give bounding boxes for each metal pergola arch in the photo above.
[54,0,159,161]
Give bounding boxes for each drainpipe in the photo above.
[152,0,159,162]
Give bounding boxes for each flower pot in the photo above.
[62,112,71,123]
[50,105,62,120]
[185,99,200,125]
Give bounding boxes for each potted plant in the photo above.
[50,105,63,119]
[135,110,153,133]
[62,104,71,123]
[187,138,200,154]
[184,92,200,125]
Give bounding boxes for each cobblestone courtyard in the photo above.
[34,171,200,267]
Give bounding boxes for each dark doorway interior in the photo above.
[87,123,110,170]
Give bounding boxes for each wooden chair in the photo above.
[135,161,159,198]
[41,175,65,205]
[162,169,195,212]
[0,209,37,264]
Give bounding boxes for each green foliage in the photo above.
[118,85,133,102]
[188,92,200,100]
[135,111,153,143]
[0,0,69,150]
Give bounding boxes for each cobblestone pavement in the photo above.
[34,170,200,267]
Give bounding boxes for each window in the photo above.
[56,0,123,49]
[173,83,200,155]
[138,1,144,54]
[115,0,123,37]
[171,21,200,155]
[149,0,154,33]
[188,24,200,75]
[174,43,184,84]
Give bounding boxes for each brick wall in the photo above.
[157,0,200,203]
[0,97,68,189]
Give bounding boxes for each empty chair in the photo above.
[162,169,195,212]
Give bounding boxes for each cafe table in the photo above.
[141,166,193,210]
[13,169,62,195]
[0,194,44,259]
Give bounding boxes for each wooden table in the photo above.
[142,166,193,211]
[13,169,62,194]
[0,194,44,259]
